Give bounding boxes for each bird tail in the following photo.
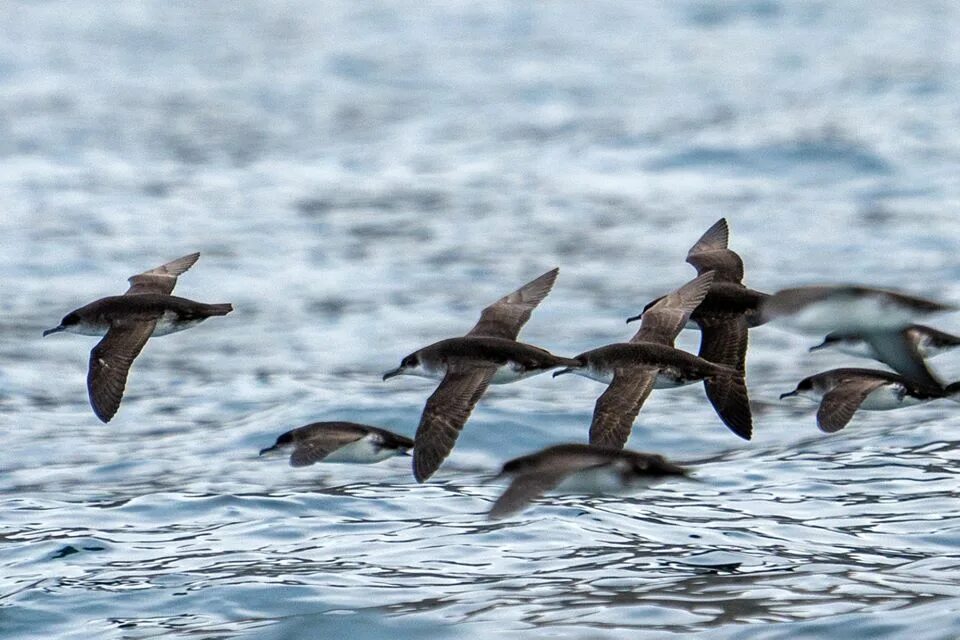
[204,303,234,316]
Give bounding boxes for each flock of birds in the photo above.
[44,219,960,518]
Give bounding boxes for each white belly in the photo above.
[776,297,917,335]
[151,311,201,336]
[859,385,925,411]
[568,369,613,384]
[66,323,110,337]
[820,337,941,363]
[490,362,552,385]
[555,467,658,494]
[556,468,628,494]
[653,374,697,389]
[323,435,403,464]
[569,369,694,389]
[827,341,878,360]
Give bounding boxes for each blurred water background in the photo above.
[3,1,960,638]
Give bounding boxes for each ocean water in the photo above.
[3,1,960,638]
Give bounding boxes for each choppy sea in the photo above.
[3,1,960,638]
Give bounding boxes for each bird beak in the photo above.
[779,390,798,400]
[382,367,402,381]
[553,367,574,378]
[43,325,65,337]
[625,313,642,324]
[258,444,278,456]
[808,340,828,352]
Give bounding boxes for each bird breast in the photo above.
[860,384,921,411]
[323,435,399,463]
[779,297,919,334]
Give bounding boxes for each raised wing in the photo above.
[630,272,714,345]
[588,369,658,450]
[87,322,155,422]
[863,330,944,392]
[816,377,888,432]
[412,365,497,482]
[686,218,744,282]
[125,252,200,296]
[466,268,559,340]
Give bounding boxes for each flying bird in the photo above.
[260,422,413,465]
[810,324,960,363]
[488,443,686,520]
[780,367,960,432]
[44,252,232,422]
[762,285,955,391]
[383,268,577,482]
[627,219,768,419]
[556,271,753,447]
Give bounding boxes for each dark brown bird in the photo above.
[488,443,686,520]
[43,253,232,422]
[556,271,753,447]
[383,268,577,482]
[762,284,955,391]
[810,324,960,362]
[627,218,767,421]
[780,367,960,432]
[259,422,414,465]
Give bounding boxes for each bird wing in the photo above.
[87,321,155,422]
[631,272,714,345]
[694,314,752,439]
[863,330,944,391]
[466,268,558,340]
[588,368,658,449]
[816,377,889,433]
[412,365,497,482]
[696,314,749,373]
[685,218,744,282]
[688,218,729,254]
[488,469,574,520]
[288,427,366,467]
[124,252,200,295]
[702,369,753,440]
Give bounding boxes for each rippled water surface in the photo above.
[3,2,960,638]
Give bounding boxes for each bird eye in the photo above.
[403,356,418,368]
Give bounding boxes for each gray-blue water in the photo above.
[3,1,960,638]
